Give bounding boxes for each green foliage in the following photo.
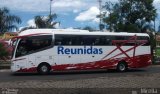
[83,26,95,31]
[34,14,58,28]
[0,43,9,58]
[103,0,157,32]
[148,32,156,51]
[155,48,160,56]
[0,7,21,33]
[116,23,140,32]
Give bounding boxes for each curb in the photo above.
[0,69,11,72]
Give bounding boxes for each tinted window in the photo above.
[55,35,114,46]
[16,35,52,57]
[137,36,150,46]
[55,35,80,45]
[113,36,150,46]
[55,35,150,46]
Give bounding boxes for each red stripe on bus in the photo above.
[16,54,151,73]
[12,58,26,62]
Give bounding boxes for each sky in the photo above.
[0,0,160,31]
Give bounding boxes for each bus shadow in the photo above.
[11,69,147,76]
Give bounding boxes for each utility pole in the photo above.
[50,0,53,16]
[106,1,113,32]
[98,0,103,31]
[49,0,53,25]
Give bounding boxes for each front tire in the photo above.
[37,64,50,75]
[117,62,127,72]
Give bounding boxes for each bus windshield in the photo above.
[15,35,53,58]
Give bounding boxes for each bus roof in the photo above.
[18,29,149,37]
[18,29,89,36]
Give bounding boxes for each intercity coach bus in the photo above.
[11,29,151,74]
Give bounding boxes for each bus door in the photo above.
[14,39,29,70]
[15,38,37,70]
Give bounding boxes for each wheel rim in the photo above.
[119,64,126,71]
[41,65,48,73]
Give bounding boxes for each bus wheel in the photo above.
[117,62,128,72]
[38,63,51,75]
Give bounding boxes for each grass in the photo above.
[155,48,160,56]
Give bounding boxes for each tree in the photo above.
[0,7,21,33]
[0,42,10,60]
[103,0,157,32]
[83,26,95,32]
[102,1,115,32]
[34,14,58,28]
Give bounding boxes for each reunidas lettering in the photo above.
[58,46,103,54]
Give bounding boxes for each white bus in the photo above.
[11,29,151,74]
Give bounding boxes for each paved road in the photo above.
[0,65,160,94]
[0,65,159,82]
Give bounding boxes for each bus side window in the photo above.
[99,37,111,45]
[94,38,100,45]
[56,41,62,45]
[81,36,89,45]
[55,36,62,45]
[137,36,150,46]
[63,37,72,45]
[69,35,79,45]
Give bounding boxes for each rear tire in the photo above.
[37,64,51,75]
[117,62,128,72]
